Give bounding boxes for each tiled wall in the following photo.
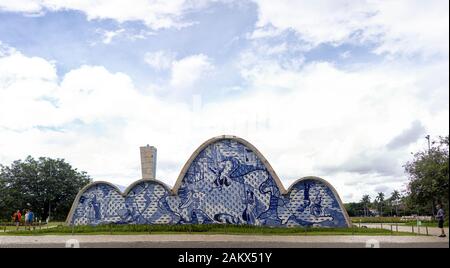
[69,139,349,227]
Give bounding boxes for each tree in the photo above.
[0,169,8,220]
[344,202,365,217]
[389,190,401,216]
[404,135,449,216]
[375,192,385,216]
[0,156,92,221]
[361,195,371,217]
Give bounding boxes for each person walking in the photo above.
[24,210,29,228]
[436,204,446,238]
[27,209,34,230]
[14,210,22,230]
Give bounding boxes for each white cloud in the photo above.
[100,28,125,44]
[0,50,56,82]
[232,42,448,200]
[3,46,447,202]
[339,51,351,59]
[247,25,284,40]
[0,48,193,184]
[57,65,141,123]
[92,28,156,46]
[0,0,207,30]
[0,50,59,129]
[253,0,370,45]
[367,0,449,57]
[144,52,215,92]
[252,0,449,57]
[0,0,42,13]
[170,54,214,88]
[144,50,176,71]
[1,6,448,204]
[2,0,448,58]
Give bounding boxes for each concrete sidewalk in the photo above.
[1,234,448,248]
[361,223,449,236]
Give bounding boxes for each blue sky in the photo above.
[0,0,448,202]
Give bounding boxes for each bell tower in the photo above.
[140,145,157,179]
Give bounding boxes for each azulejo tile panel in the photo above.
[68,138,350,227]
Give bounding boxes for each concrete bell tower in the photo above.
[140,145,157,180]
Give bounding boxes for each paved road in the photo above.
[1,235,448,248]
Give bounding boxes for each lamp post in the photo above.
[425,135,437,216]
[47,161,53,223]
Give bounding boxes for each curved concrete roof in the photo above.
[172,135,286,195]
[286,176,352,227]
[66,135,351,226]
[65,178,172,224]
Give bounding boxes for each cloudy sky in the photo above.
[0,0,448,202]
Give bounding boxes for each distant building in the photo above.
[369,209,379,217]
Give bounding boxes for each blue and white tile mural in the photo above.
[67,138,350,227]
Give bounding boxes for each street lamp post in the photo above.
[425,135,437,217]
[47,162,53,224]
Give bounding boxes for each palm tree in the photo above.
[376,192,385,216]
[361,195,371,217]
[390,190,401,216]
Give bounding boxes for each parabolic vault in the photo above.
[66,135,351,227]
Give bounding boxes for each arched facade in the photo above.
[66,135,351,227]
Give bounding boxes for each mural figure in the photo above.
[67,136,350,227]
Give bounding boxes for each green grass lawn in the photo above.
[0,222,63,232]
[0,223,419,236]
